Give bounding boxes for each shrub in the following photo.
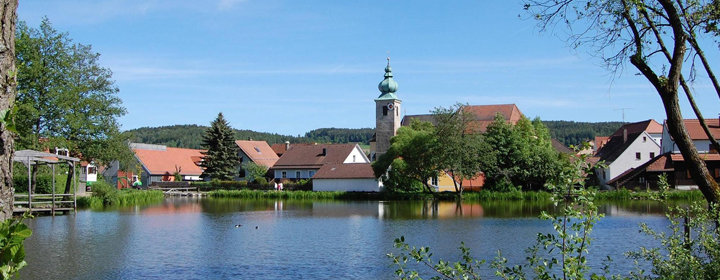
[13,175,55,194]
[254,177,268,185]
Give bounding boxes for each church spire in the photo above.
[376,55,399,100]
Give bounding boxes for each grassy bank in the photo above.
[77,181,164,207]
[208,189,705,201]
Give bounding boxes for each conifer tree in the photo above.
[200,112,239,181]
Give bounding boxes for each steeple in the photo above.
[376,56,399,100]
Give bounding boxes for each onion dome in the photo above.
[376,57,399,100]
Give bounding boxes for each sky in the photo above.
[17,0,720,136]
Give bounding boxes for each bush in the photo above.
[254,177,268,185]
[13,175,55,194]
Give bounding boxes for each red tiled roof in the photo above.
[607,153,674,185]
[401,104,524,132]
[551,139,573,154]
[611,119,662,137]
[594,136,609,150]
[670,153,720,161]
[673,119,720,140]
[134,147,205,176]
[312,163,375,179]
[270,142,315,156]
[236,140,279,168]
[272,144,357,169]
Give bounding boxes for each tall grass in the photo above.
[78,180,164,207]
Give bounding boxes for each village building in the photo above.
[593,119,662,188]
[611,118,720,190]
[312,163,381,192]
[271,143,370,180]
[235,140,279,181]
[131,143,205,187]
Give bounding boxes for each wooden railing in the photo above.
[13,193,76,215]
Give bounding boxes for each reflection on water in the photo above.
[21,197,686,279]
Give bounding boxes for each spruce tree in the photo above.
[200,112,239,181]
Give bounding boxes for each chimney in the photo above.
[285,141,290,151]
[623,128,627,143]
[322,148,327,156]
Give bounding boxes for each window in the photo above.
[239,169,246,177]
[254,147,261,154]
[353,155,356,162]
[88,166,97,174]
[643,137,647,142]
[296,171,301,178]
[639,177,645,183]
[431,177,438,186]
[309,171,315,177]
[636,152,641,160]
[282,171,287,179]
[711,144,718,154]
[650,152,655,158]
[716,168,720,178]
[383,106,388,116]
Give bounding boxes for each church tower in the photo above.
[373,57,402,159]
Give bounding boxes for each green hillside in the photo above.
[542,121,625,147]
[126,125,374,149]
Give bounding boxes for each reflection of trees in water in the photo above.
[599,200,690,216]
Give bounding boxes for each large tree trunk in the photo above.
[663,93,720,203]
[0,0,17,220]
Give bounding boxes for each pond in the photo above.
[21,197,681,279]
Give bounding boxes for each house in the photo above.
[658,119,720,190]
[271,143,369,180]
[235,140,279,181]
[312,163,382,192]
[606,153,674,190]
[594,120,662,188]
[47,147,96,192]
[429,171,485,192]
[270,141,315,157]
[131,143,205,187]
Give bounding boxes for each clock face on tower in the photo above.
[387,103,395,111]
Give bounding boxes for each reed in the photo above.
[84,180,164,206]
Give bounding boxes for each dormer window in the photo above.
[254,147,261,154]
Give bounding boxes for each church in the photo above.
[368,58,524,192]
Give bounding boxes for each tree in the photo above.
[200,112,239,181]
[372,120,440,194]
[15,17,128,194]
[0,0,17,220]
[523,0,720,203]
[241,162,268,183]
[433,103,488,198]
[482,114,566,191]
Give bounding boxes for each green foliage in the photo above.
[15,17,128,165]
[0,212,33,279]
[433,103,488,196]
[200,113,240,181]
[373,120,440,194]
[254,177,268,185]
[88,180,163,206]
[127,124,374,149]
[482,114,569,191]
[543,121,625,147]
[242,162,269,183]
[12,175,54,194]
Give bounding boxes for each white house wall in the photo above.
[600,131,661,186]
[274,169,318,180]
[313,178,381,192]
[662,123,717,154]
[343,145,370,164]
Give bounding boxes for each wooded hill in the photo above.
[125,121,625,149]
[127,125,375,149]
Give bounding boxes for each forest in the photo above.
[127,125,375,149]
[126,121,625,149]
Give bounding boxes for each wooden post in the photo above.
[51,164,55,216]
[73,162,77,213]
[684,207,691,250]
[27,157,31,211]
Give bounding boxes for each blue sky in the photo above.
[17,0,720,136]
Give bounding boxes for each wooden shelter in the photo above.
[13,150,80,215]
